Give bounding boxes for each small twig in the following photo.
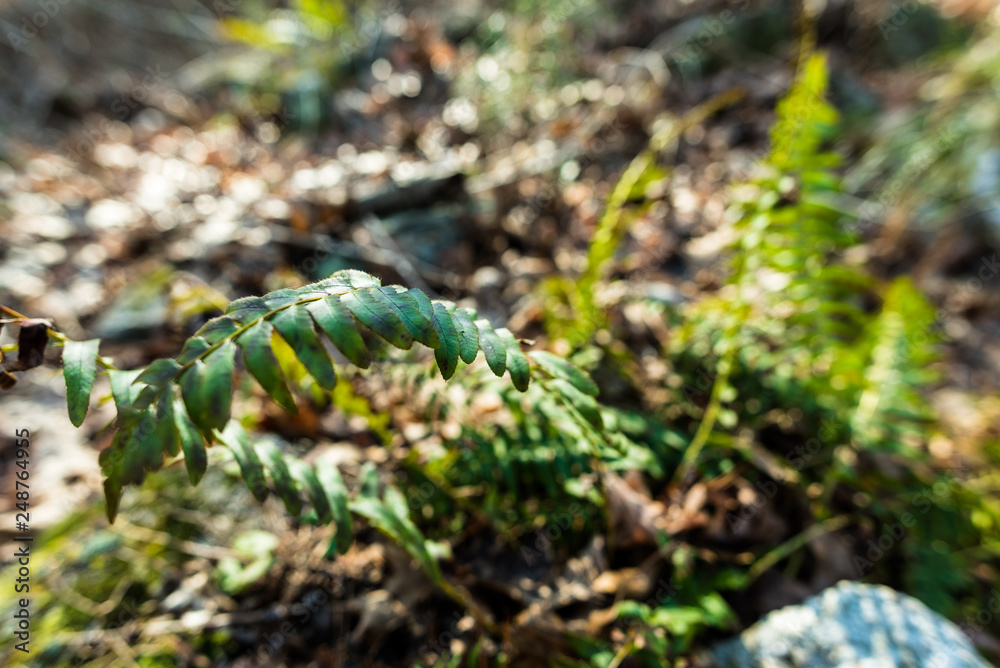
[49,605,297,654]
[44,564,136,619]
[436,576,500,636]
[671,351,733,488]
[119,521,237,562]
[105,633,143,668]
[142,606,291,635]
[1,305,118,371]
[0,305,30,320]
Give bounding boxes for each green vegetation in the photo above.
[1,2,999,666]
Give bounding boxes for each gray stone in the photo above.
[709,580,989,668]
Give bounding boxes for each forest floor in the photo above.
[1,0,1000,666]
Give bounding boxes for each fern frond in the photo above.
[196,421,439,568]
[768,52,839,173]
[677,52,870,379]
[400,354,672,535]
[666,52,877,482]
[731,52,865,345]
[848,276,941,454]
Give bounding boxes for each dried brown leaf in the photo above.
[4,320,51,372]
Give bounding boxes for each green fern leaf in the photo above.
[173,397,207,485]
[310,268,380,291]
[316,460,353,556]
[177,336,213,364]
[226,295,270,323]
[194,316,241,344]
[62,338,101,427]
[156,392,180,457]
[127,410,166,476]
[381,286,441,348]
[850,277,940,453]
[263,288,300,309]
[133,358,182,387]
[384,485,444,585]
[529,351,599,396]
[497,328,529,391]
[449,306,480,364]
[101,464,123,524]
[258,441,302,517]
[236,320,298,413]
[476,320,507,377]
[217,422,269,502]
[289,459,333,524]
[547,378,603,428]
[343,287,414,349]
[270,306,337,390]
[351,489,443,585]
[307,296,371,369]
[431,302,460,380]
[132,382,163,412]
[116,421,148,486]
[54,270,557,519]
[180,341,236,434]
[359,460,380,499]
[109,369,144,419]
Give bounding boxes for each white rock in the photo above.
[709,581,989,668]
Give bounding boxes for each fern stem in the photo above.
[583,86,746,288]
[0,304,30,320]
[185,297,321,373]
[568,86,746,344]
[793,0,818,71]
[671,352,733,488]
[1,306,117,371]
[746,514,852,582]
[607,630,640,668]
[119,520,238,561]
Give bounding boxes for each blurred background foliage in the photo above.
[2,0,1000,666]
